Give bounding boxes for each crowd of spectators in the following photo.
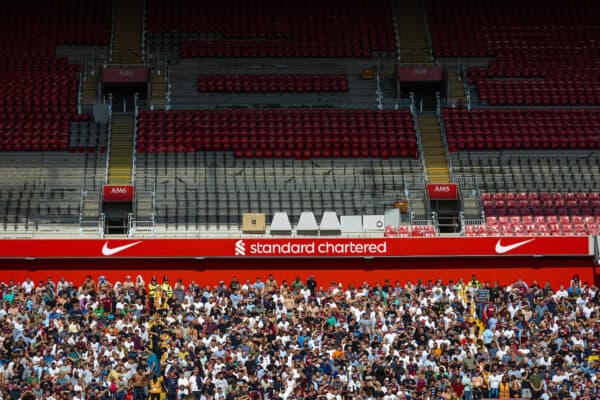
[0,272,598,400]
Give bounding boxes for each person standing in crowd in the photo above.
[0,274,597,399]
[148,374,163,400]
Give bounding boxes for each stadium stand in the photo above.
[427,0,600,105]
[2,1,600,399]
[1,0,599,239]
[146,0,396,58]
[0,0,111,233]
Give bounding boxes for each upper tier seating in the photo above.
[147,0,395,57]
[137,110,418,159]
[198,74,349,93]
[442,109,600,152]
[427,0,600,105]
[0,0,111,151]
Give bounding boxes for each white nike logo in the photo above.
[494,239,535,254]
[101,241,142,256]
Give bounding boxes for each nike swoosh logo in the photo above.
[495,239,535,254]
[101,241,142,256]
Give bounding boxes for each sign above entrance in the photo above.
[103,185,135,202]
[102,67,149,84]
[427,183,458,200]
[397,65,444,82]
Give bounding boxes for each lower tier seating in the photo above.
[464,216,600,236]
[385,224,438,237]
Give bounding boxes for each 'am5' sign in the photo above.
[103,185,134,202]
[427,183,458,200]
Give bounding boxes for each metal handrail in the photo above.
[420,0,434,62]
[165,63,172,111]
[410,101,428,182]
[77,66,84,115]
[452,174,479,190]
[108,0,115,64]
[375,70,383,110]
[438,97,469,110]
[99,213,106,238]
[141,0,147,66]
[131,93,139,184]
[434,97,454,177]
[104,94,113,184]
[463,217,484,225]
[459,60,472,111]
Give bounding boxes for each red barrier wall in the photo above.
[0,256,594,289]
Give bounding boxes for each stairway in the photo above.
[396,0,431,64]
[418,114,451,183]
[81,72,99,104]
[107,116,134,184]
[81,189,102,218]
[150,71,168,109]
[448,73,466,98]
[112,0,144,65]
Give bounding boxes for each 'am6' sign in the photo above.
[103,185,134,202]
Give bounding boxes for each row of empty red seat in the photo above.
[442,109,600,151]
[198,74,348,93]
[484,199,600,209]
[181,39,388,58]
[464,222,599,236]
[482,192,600,201]
[472,80,600,106]
[141,109,412,124]
[384,225,438,238]
[486,215,600,226]
[0,136,70,152]
[427,0,600,105]
[148,0,395,57]
[137,110,417,159]
[482,192,600,217]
